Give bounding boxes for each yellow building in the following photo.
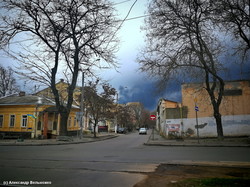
[34,79,117,133]
[0,92,80,139]
[182,80,250,118]
[35,79,81,106]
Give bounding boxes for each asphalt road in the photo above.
[1,131,250,187]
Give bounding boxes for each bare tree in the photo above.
[0,65,19,97]
[140,109,155,129]
[84,80,116,138]
[127,102,144,129]
[116,105,133,131]
[0,0,118,135]
[138,0,225,139]
[213,0,250,55]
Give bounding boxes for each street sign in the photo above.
[150,115,156,120]
[195,106,199,111]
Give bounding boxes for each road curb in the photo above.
[144,142,250,147]
[146,131,250,147]
[160,160,250,168]
[0,135,118,146]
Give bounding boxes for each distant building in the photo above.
[156,98,187,137]
[0,92,80,139]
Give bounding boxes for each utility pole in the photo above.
[179,103,184,138]
[79,71,85,139]
[195,103,200,144]
[114,92,118,133]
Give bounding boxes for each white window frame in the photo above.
[0,115,3,127]
[21,115,28,127]
[9,114,15,127]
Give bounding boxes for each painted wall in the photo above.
[182,80,250,118]
[0,105,80,138]
[160,115,250,138]
[35,80,81,106]
[0,105,45,137]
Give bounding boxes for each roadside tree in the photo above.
[116,105,133,131]
[138,0,226,139]
[127,102,144,129]
[0,65,19,97]
[141,109,156,129]
[84,80,116,138]
[213,0,250,57]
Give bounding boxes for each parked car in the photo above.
[139,128,147,135]
[117,127,127,134]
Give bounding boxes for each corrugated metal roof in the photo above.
[0,95,55,106]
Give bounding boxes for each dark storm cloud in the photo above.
[118,81,159,110]
[118,79,182,111]
[116,56,250,112]
[219,53,250,80]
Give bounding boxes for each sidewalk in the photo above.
[0,133,118,146]
[145,130,250,147]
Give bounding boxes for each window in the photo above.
[68,117,71,127]
[0,115,3,127]
[53,121,57,130]
[22,115,28,127]
[9,115,15,127]
[37,121,42,130]
[74,117,77,126]
[224,89,242,96]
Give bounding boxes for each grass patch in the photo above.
[173,178,250,187]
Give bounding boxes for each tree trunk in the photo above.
[59,110,69,136]
[213,107,224,140]
[206,81,224,140]
[93,124,97,138]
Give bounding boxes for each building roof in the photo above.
[0,94,55,106]
[126,102,142,106]
[158,98,178,104]
[0,93,80,109]
[181,79,250,86]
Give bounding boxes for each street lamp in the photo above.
[114,91,118,133]
[34,97,42,138]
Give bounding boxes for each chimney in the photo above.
[19,91,26,97]
[60,79,64,82]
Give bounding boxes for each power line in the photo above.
[117,14,149,22]
[112,0,133,6]
[106,0,138,48]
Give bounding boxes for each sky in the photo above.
[99,0,165,110]
[0,0,249,111]
[102,0,250,111]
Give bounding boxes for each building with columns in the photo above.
[0,92,80,139]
